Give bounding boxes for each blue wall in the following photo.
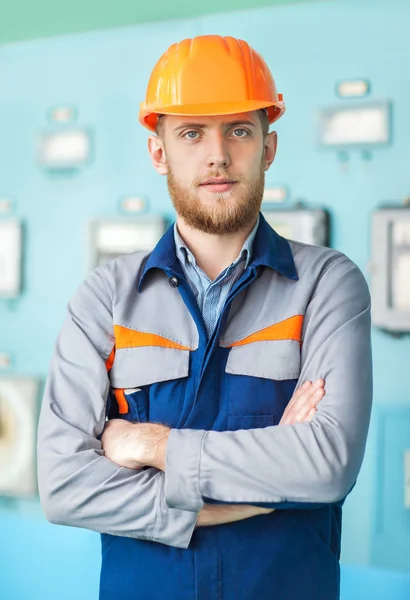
[1,0,410,597]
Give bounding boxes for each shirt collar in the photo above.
[138,211,298,291]
[173,214,259,271]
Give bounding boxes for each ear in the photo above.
[263,131,277,171]
[148,135,168,175]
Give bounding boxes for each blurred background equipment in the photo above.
[47,105,78,125]
[88,216,167,270]
[38,128,92,172]
[0,377,40,496]
[262,185,289,205]
[263,206,330,246]
[318,101,391,148]
[335,79,370,99]
[0,219,22,298]
[370,203,410,334]
[119,196,148,215]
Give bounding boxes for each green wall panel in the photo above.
[0,0,321,45]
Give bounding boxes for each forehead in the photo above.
[164,111,260,131]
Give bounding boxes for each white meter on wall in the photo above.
[88,216,167,271]
[371,207,410,333]
[263,208,329,246]
[0,219,22,298]
[38,129,91,170]
[319,102,391,148]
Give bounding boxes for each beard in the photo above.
[167,162,265,235]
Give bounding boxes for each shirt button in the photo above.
[187,255,193,264]
[169,276,179,288]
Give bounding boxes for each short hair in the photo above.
[155,108,269,137]
[156,114,165,137]
[258,109,269,137]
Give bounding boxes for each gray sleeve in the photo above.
[164,255,373,512]
[37,267,198,549]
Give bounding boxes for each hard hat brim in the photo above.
[139,101,285,132]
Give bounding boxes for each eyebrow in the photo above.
[173,120,257,132]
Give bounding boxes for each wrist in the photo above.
[149,424,171,471]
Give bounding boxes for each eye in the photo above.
[183,130,200,140]
[232,128,249,138]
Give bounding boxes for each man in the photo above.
[37,35,372,600]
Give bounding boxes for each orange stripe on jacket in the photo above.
[113,389,129,415]
[105,347,115,372]
[227,315,304,348]
[105,348,129,414]
[113,325,192,351]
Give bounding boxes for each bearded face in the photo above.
[167,160,266,235]
[148,112,276,235]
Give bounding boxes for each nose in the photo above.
[206,131,231,169]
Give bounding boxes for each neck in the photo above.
[176,216,258,281]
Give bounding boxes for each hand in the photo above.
[196,503,274,528]
[196,381,325,526]
[279,379,325,426]
[101,420,170,471]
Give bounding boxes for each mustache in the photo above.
[194,171,242,186]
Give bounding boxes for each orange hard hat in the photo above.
[139,35,285,132]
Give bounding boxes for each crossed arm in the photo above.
[101,379,325,527]
[37,254,372,548]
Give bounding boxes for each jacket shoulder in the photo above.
[288,240,358,278]
[96,250,151,298]
[287,239,369,300]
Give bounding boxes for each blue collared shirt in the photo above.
[173,216,260,338]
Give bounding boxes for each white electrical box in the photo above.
[0,219,22,298]
[371,207,410,333]
[0,377,40,496]
[319,101,391,148]
[38,129,91,170]
[263,208,329,246]
[262,186,288,205]
[88,216,167,271]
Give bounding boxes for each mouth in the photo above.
[199,179,237,193]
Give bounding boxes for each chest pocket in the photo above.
[107,343,190,428]
[224,339,301,430]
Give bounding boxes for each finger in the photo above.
[291,380,312,399]
[279,380,324,425]
[286,407,317,426]
[280,381,313,423]
[312,378,325,389]
[305,407,317,422]
[283,387,322,423]
[288,388,324,424]
[282,387,324,426]
[295,379,323,395]
[290,381,325,413]
[284,379,323,414]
